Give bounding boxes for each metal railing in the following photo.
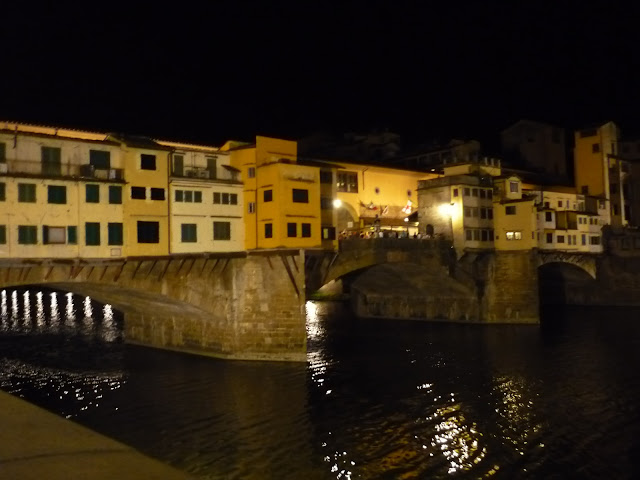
[0,160,123,181]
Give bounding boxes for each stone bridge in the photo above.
[305,240,613,324]
[0,251,306,362]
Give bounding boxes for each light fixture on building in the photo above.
[333,199,342,208]
[439,203,455,218]
[404,217,409,222]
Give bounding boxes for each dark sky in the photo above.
[1,2,639,149]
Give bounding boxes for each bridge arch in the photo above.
[536,252,597,279]
[537,261,597,307]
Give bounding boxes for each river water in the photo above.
[1,287,640,479]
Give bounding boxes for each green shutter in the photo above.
[108,223,123,245]
[108,186,122,204]
[18,184,36,202]
[48,186,66,204]
[0,225,6,244]
[42,225,49,244]
[86,184,100,203]
[67,226,77,244]
[85,222,100,246]
[18,226,37,244]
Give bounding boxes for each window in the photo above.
[453,188,459,197]
[471,207,478,217]
[213,221,231,240]
[473,229,480,241]
[472,188,478,197]
[463,188,470,196]
[85,222,100,246]
[172,154,184,176]
[465,229,472,241]
[248,202,256,213]
[150,188,165,201]
[86,184,100,203]
[264,223,273,238]
[89,150,110,169]
[0,142,5,162]
[487,190,493,200]
[248,167,256,178]
[590,236,601,245]
[131,186,146,199]
[557,200,563,208]
[18,226,37,244]
[175,190,184,202]
[137,221,159,243]
[0,182,5,201]
[68,226,77,244]
[287,222,297,237]
[48,185,67,204]
[0,225,5,244]
[41,146,61,175]
[140,154,156,170]
[505,205,516,215]
[322,226,336,240]
[320,171,332,184]
[194,191,202,203]
[264,189,273,202]
[185,191,193,202]
[509,181,519,193]
[109,186,122,204]
[545,211,553,222]
[292,189,309,203]
[464,206,471,217]
[480,208,487,219]
[108,223,123,246]
[43,226,66,244]
[18,183,36,202]
[181,224,197,242]
[302,223,311,237]
[581,234,586,245]
[480,189,486,199]
[557,235,565,243]
[506,231,522,240]
[337,171,358,193]
[213,192,220,204]
[592,143,600,153]
[546,232,553,243]
[488,208,493,219]
[222,193,230,204]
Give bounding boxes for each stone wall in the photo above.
[0,252,307,362]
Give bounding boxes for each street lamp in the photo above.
[333,199,342,208]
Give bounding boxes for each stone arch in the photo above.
[537,261,597,307]
[336,202,359,233]
[537,253,597,279]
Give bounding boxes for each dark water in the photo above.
[1,288,640,479]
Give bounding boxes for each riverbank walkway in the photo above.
[0,391,193,479]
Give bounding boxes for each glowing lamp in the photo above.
[333,199,342,208]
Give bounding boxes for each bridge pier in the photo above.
[480,251,540,324]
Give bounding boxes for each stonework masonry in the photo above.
[0,251,307,362]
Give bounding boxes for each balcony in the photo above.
[0,159,124,181]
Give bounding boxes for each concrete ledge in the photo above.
[0,391,193,480]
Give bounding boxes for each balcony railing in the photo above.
[0,160,124,181]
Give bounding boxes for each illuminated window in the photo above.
[337,171,358,193]
[506,231,522,240]
[43,226,66,244]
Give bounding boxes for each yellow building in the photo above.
[492,175,537,251]
[156,140,244,254]
[108,135,171,257]
[227,136,322,250]
[0,122,126,259]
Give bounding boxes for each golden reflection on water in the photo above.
[49,292,60,331]
[22,290,31,325]
[36,291,45,329]
[65,292,76,323]
[493,375,543,456]
[11,290,18,320]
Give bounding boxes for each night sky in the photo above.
[2,2,639,150]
